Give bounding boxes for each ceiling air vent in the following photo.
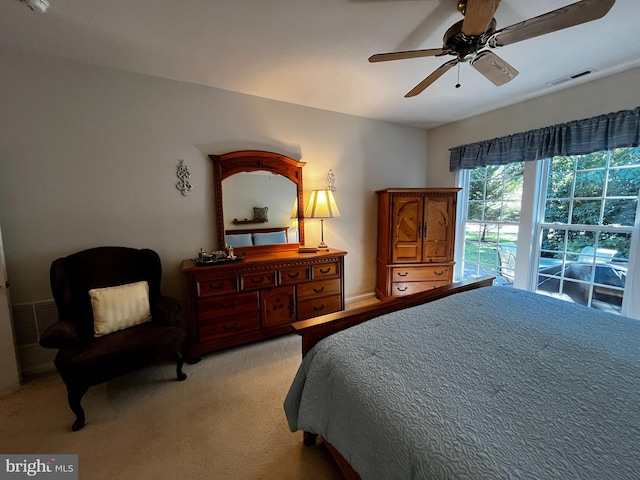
[546,68,596,86]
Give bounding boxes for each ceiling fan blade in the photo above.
[405,59,458,98]
[369,48,449,63]
[471,50,518,86]
[489,0,615,48]
[462,0,501,37]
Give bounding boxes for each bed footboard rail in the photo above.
[291,276,495,355]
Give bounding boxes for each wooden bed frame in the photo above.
[289,275,496,480]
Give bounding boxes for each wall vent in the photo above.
[546,68,596,86]
[12,300,58,346]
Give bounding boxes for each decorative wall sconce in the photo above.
[176,159,193,196]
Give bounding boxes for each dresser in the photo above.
[182,249,346,357]
[376,188,460,300]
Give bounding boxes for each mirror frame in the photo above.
[209,150,306,255]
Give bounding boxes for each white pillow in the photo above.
[90,281,152,337]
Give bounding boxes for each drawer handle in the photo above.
[287,272,301,279]
[397,286,408,292]
[221,301,238,309]
[313,303,326,311]
[251,276,268,284]
[434,270,446,276]
[319,267,331,274]
[397,272,409,277]
[313,286,326,293]
[222,322,238,331]
[208,282,226,290]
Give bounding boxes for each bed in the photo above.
[284,278,640,480]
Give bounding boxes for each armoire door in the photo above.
[422,196,455,262]
[392,195,424,263]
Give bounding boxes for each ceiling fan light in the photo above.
[19,0,49,13]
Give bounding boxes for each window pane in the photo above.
[505,162,524,177]
[503,177,523,200]
[469,180,485,200]
[574,170,604,197]
[603,198,637,226]
[598,231,632,261]
[571,200,602,225]
[485,179,502,201]
[544,200,570,223]
[547,172,572,198]
[610,147,640,167]
[607,167,640,196]
[576,152,606,170]
[551,156,574,173]
[468,201,483,221]
[502,201,521,222]
[485,202,502,221]
[469,168,486,181]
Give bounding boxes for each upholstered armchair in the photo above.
[40,246,187,431]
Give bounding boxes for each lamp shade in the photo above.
[304,190,341,218]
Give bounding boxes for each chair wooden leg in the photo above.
[175,352,187,381]
[67,385,88,432]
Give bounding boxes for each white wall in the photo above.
[0,50,428,308]
[427,66,640,187]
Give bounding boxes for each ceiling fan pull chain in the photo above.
[456,62,461,89]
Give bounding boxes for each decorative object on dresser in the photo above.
[183,150,346,358]
[376,188,460,300]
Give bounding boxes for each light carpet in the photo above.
[0,334,343,480]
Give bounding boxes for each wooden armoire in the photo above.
[376,188,460,300]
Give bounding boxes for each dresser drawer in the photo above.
[279,265,311,285]
[297,277,341,300]
[298,294,342,320]
[240,271,277,291]
[199,312,260,341]
[390,280,450,297]
[198,291,259,321]
[391,265,451,282]
[196,276,238,298]
[312,262,340,279]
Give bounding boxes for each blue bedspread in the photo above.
[284,287,640,479]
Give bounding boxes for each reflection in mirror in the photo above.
[222,172,297,246]
[210,150,306,255]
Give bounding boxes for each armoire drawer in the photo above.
[298,294,342,320]
[297,278,341,300]
[391,266,451,282]
[197,291,259,321]
[390,280,450,297]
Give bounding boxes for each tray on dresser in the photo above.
[193,255,244,267]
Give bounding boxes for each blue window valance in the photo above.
[449,106,640,172]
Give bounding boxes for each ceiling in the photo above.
[1,0,639,129]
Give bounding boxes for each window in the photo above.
[460,163,524,285]
[458,147,640,317]
[536,149,639,314]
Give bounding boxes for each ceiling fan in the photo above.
[369,0,616,98]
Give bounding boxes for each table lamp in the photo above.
[304,189,340,250]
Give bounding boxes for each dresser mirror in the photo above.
[210,150,306,255]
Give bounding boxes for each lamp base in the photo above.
[317,241,329,251]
